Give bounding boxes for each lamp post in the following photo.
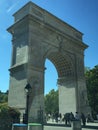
[23,83,31,124]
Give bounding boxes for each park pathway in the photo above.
[44,119,98,130]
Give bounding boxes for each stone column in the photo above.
[58,76,77,115]
[75,54,91,115]
[27,62,45,123]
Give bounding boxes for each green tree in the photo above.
[85,65,98,118]
[0,91,20,130]
[0,90,8,103]
[45,89,59,114]
[0,103,20,130]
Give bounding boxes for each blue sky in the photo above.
[0,0,98,93]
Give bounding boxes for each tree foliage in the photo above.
[0,91,20,130]
[85,65,98,117]
[45,89,59,114]
[0,90,8,103]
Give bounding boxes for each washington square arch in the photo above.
[7,2,90,122]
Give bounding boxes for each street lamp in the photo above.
[23,83,31,124]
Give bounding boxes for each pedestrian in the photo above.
[70,112,74,121]
[55,111,59,123]
[81,113,86,126]
[64,113,70,125]
[59,113,62,123]
[51,113,55,122]
[87,114,91,122]
[75,112,80,120]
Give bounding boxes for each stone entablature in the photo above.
[13,2,83,42]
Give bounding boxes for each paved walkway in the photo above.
[43,119,98,130]
[44,125,98,130]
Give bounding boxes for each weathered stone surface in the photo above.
[7,1,90,122]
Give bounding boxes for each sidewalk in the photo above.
[44,119,98,130]
[44,125,98,130]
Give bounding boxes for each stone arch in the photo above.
[44,51,76,114]
[46,52,74,78]
[7,2,91,122]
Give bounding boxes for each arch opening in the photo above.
[44,52,75,116]
[45,59,58,95]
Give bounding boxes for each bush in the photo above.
[0,103,20,130]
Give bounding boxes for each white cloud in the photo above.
[7,0,20,13]
[7,4,15,13]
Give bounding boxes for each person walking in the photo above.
[70,112,75,121]
[75,112,80,120]
[81,113,86,126]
